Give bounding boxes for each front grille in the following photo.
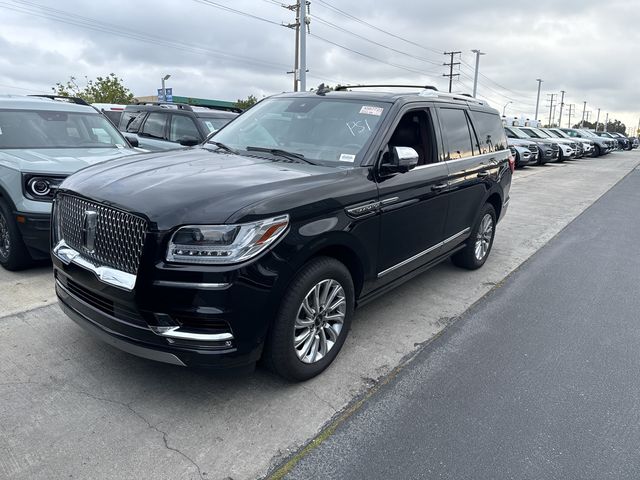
[527,144,538,154]
[551,144,560,152]
[570,142,578,149]
[57,194,147,275]
[58,273,147,327]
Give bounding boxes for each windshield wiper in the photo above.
[245,146,317,165]
[208,141,238,154]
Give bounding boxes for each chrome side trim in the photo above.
[377,227,471,278]
[153,280,230,290]
[149,325,234,342]
[346,201,380,218]
[53,240,136,291]
[380,196,400,205]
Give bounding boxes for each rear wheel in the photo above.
[263,257,355,381]
[0,199,33,271]
[451,203,496,270]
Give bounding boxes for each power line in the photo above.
[191,0,284,27]
[314,0,443,56]
[310,33,441,79]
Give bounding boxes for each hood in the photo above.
[515,137,555,146]
[0,147,138,174]
[507,138,536,148]
[59,146,356,230]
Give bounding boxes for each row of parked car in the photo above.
[504,123,638,168]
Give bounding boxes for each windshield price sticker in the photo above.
[359,105,383,116]
[339,153,356,162]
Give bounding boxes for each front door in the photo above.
[376,107,450,281]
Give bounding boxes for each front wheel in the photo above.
[451,203,496,270]
[593,144,601,157]
[263,257,355,381]
[0,199,33,271]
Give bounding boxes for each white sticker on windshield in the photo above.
[339,153,356,162]
[359,105,383,116]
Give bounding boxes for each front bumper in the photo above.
[15,211,50,259]
[52,248,288,368]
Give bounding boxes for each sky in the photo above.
[1,0,639,132]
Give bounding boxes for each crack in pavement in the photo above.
[0,380,205,480]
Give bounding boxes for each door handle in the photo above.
[477,171,489,179]
[431,183,448,192]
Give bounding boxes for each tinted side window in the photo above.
[169,115,200,142]
[469,111,508,154]
[121,111,145,133]
[140,113,168,139]
[439,108,474,160]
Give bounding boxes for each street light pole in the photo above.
[580,101,587,128]
[604,112,609,132]
[471,49,485,98]
[534,78,543,121]
[502,101,512,116]
[595,108,601,131]
[161,74,171,101]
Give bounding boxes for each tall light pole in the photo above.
[604,112,609,132]
[580,101,587,128]
[502,101,512,116]
[534,78,543,121]
[471,49,485,98]
[595,108,601,131]
[161,74,170,102]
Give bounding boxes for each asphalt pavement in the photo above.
[284,167,640,479]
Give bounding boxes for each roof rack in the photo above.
[132,101,194,111]
[27,94,90,106]
[418,89,486,106]
[334,84,438,91]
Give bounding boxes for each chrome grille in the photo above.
[57,194,147,275]
[527,144,538,154]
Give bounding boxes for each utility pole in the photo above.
[580,101,587,128]
[470,49,485,98]
[534,78,543,121]
[284,3,300,91]
[567,104,575,128]
[585,111,592,125]
[547,93,557,127]
[557,90,566,127]
[595,108,601,131]
[299,0,307,91]
[443,51,461,93]
[604,112,609,132]
[284,1,309,92]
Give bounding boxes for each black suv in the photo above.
[119,102,239,151]
[52,86,513,381]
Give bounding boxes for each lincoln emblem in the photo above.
[82,210,98,253]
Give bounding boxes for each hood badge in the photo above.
[81,210,98,254]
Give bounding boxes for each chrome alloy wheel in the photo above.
[474,213,494,261]
[0,210,10,261]
[293,278,346,364]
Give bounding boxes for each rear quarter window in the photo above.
[469,111,508,154]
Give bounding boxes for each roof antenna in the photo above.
[315,83,331,96]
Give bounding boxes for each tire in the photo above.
[451,203,496,270]
[0,198,33,271]
[263,256,355,382]
[593,144,601,157]
[557,150,564,163]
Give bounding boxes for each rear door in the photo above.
[168,114,202,144]
[437,107,505,239]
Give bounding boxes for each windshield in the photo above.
[580,130,597,138]
[547,129,565,139]
[521,127,549,139]
[199,117,234,134]
[505,127,531,140]
[0,109,127,149]
[209,97,389,165]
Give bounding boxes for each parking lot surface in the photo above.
[285,164,640,480]
[1,153,639,480]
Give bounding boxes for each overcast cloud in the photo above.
[1,0,638,130]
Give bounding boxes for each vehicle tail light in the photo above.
[508,154,515,173]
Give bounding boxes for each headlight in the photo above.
[23,174,66,201]
[167,214,289,265]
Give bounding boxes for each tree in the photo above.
[235,94,258,110]
[572,119,626,133]
[52,73,135,104]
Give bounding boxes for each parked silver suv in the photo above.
[0,95,139,270]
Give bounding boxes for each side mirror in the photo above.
[381,146,419,174]
[178,136,200,147]
[124,135,139,148]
